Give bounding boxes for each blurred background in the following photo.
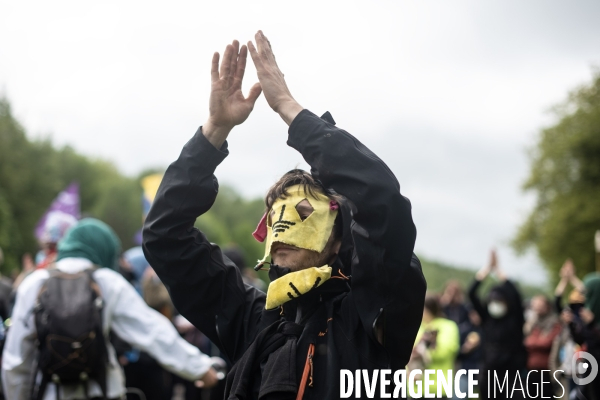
[1,0,599,293]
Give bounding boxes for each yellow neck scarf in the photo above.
[265,266,332,310]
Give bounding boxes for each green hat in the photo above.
[57,218,121,270]
[584,273,600,325]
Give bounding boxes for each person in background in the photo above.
[524,295,561,398]
[11,253,36,292]
[119,246,179,400]
[0,248,13,322]
[3,218,219,400]
[565,273,600,399]
[0,248,10,400]
[441,280,470,327]
[410,294,459,398]
[454,306,483,399]
[469,249,527,400]
[35,212,78,270]
[554,259,586,315]
[222,246,266,291]
[550,260,586,400]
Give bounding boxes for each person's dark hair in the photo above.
[265,169,343,240]
[424,294,443,318]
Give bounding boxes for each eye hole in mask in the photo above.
[295,199,314,221]
[268,199,315,226]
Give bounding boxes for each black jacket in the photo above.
[143,110,426,399]
[468,279,527,371]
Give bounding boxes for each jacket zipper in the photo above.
[296,343,315,400]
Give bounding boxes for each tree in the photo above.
[195,185,266,268]
[513,69,600,280]
[0,97,143,273]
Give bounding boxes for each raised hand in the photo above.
[203,40,262,148]
[560,259,575,279]
[248,31,304,125]
[489,248,498,271]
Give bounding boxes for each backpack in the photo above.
[32,267,108,400]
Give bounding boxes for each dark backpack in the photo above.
[32,267,108,400]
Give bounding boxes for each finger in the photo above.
[247,40,261,68]
[257,30,277,65]
[246,82,262,105]
[256,30,269,57]
[228,40,239,84]
[211,52,220,83]
[234,45,248,89]
[220,44,233,80]
[254,31,263,54]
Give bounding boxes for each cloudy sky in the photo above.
[1,0,599,285]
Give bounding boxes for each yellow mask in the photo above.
[258,185,338,264]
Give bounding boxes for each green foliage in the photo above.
[513,70,600,281]
[419,257,545,299]
[0,97,142,274]
[195,185,266,268]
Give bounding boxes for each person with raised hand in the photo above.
[468,249,527,399]
[143,32,425,399]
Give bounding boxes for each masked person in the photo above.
[468,249,527,400]
[142,32,426,400]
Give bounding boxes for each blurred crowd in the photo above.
[0,218,265,400]
[411,249,600,399]
[1,217,600,399]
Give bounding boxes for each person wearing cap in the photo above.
[2,218,219,400]
[143,31,426,399]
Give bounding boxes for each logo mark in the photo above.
[572,351,598,385]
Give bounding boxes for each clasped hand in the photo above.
[203,31,303,148]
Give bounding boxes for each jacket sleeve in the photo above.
[286,110,426,368]
[468,278,489,321]
[101,269,213,381]
[142,128,266,363]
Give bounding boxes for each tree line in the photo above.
[513,69,600,281]
[0,98,266,275]
[2,65,599,282]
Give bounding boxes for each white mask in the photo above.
[488,301,507,318]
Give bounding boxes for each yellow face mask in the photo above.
[257,185,338,264]
[265,265,332,309]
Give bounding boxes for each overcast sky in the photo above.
[1,0,599,286]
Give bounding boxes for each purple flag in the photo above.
[35,182,80,241]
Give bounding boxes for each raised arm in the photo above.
[468,250,498,321]
[143,41,264,363]
[249,31,426,368]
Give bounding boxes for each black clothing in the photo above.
[0,277,12,321]
[468,279,527,371]
[468,279,527,399]
[143,110,426,399]
[457,323,483,371]
[443,303,469,327]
